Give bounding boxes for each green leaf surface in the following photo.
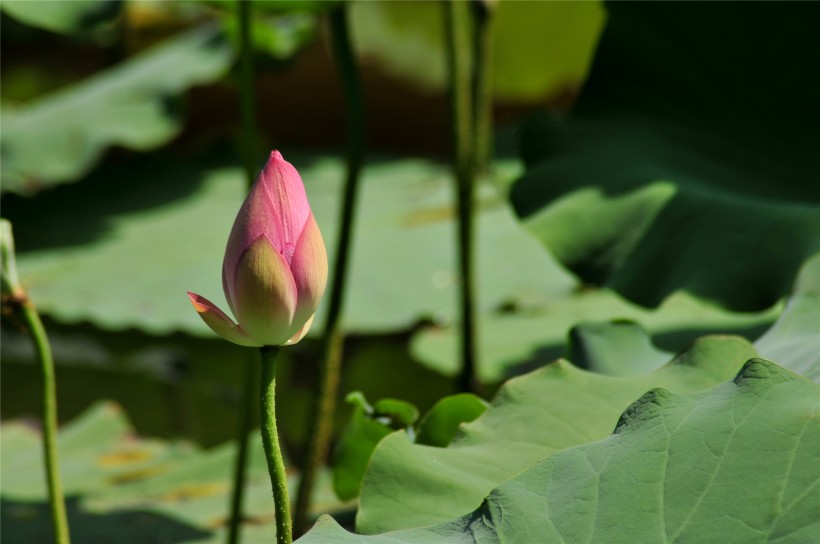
[299,360,820,543]
[511,2,820,311]
[0,0,121,35]
[5,154,574,336]
[222,10,316,60]
[333,393,487,502]
[0,402,347,543]
[356,335,758,533]
[332,395,395,502]
[1,24,233,194]
[567,320,671,376]
[756,254,820,382]
[415,394,488,448]
[332,393,418,502]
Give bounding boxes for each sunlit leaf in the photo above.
[299,360,820,543]
[357,335,758,532]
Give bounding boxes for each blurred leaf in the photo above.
[411,290,777,382]
[1,24,233,194]
[0,401,347,543]
[756,254,820,381]
[201,0,342,16]
[350,1,605,101]
[372,398,419,429]
[356,335,758,533]
[222,10,316,60]
[414,393,487,448]
[332,392,418,502]
[1,0,121,34]
[300,360,820,543]
[6,155,575,336]
[512,2,820,311]
[567,320,672,376]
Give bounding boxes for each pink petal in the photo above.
[289,212,328,332]
[187,292,260,347]
[231,235,298,346]
[223,151,311,302]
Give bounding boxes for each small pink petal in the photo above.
[289,213,328,332]
[187,292,260,347]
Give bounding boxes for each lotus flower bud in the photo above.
[188,151,328,347]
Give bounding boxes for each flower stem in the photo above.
[20,298,71,544]
[470,0,494,177]
[293,4,365,535]
[259,346,291,544]
[444,0,479,394]
[226,2,259,543]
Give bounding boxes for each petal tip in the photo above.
[187,291,208,312]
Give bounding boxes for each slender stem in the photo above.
[444,0,479,394]
[293,4,365,536]
[470,0,494,176]
[226,2,259,542]
[19,297,71,544]
[259,346,292,544]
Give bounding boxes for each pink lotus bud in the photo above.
[188,150,328,347]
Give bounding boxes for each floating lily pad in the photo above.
[356,334,758,533]
[0,401,348,544]
[1,24,233,194]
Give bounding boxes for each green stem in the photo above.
[20,298,71,544]
[259,346,291,544]
[470,0,494,176]
[226,2,259,543]
[444,0,479,394]
[293,4,365,536]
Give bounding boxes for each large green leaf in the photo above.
[511,2,820,311]
[299,360,820,543]
[356,335,758,533]
[1,24,233,194]
[4,154,574,336]
[0,402,347,543]
[0,0,121,35]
